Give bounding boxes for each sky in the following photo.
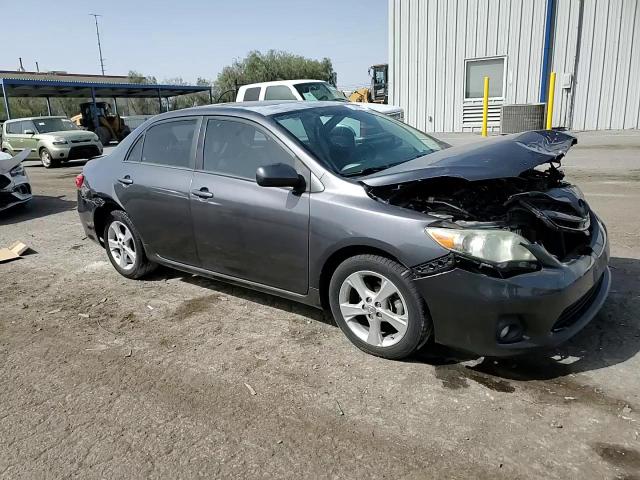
[2,0,388,90]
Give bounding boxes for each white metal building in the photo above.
[388,0,640,132]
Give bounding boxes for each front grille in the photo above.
[68,145,100,160]
[552,274,604,332]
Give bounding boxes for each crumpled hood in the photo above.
[0,149,30,174]
[361,130,577,187]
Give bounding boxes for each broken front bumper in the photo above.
[413,217,610,357]
[0,173,32,211]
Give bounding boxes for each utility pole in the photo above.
[89,13,106,75]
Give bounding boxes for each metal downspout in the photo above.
[539,0,556,103]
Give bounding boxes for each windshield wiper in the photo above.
[342,162,404,177]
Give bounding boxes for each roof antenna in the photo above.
[89,13,106,75]
[18,57,25,72]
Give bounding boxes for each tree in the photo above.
[212,50,336,102]
[125,70,159,115]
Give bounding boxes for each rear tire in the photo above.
[39,148,59,168]
[103,210,157,279]
[328,254,432,360]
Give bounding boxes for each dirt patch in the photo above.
[592,443,640,471]
[172,293,221,320]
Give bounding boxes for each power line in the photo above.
[89,13,106,75]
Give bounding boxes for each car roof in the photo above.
[5,116,66,122]
[239,79,325,90]
[159,100,367,119]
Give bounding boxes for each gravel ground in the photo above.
[1,133,639,479]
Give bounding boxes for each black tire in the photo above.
[95,126,111,146]
[117,126,131,141]
[39,148,60,168]
[328,254,432,360]
[103,210,157,279]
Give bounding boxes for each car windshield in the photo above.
[293,82,348,102]
[33,118,78,134]
[272,105,445,177]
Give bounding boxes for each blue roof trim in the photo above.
[1,78,209,93]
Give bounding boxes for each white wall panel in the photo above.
[390,0,640,131]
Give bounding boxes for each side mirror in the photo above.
[256,163,305,191]
[23,129,35,135]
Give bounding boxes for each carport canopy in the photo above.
[0,71,212,119]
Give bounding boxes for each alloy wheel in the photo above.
[107,221,136,271]
[338,270,409,347]
[40,150,51,168]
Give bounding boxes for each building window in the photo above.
[464,57,505,99]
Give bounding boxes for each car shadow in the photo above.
[413,256,640,383]
[24,159,90,169]
[147,267,335,327]
[145,255,639,382]
[0,195,77,226]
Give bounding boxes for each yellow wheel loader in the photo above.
[70,102,131,145]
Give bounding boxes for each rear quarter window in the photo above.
[125,135,144,162]
[5,121,22,134]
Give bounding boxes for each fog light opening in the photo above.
[496,316,525,344]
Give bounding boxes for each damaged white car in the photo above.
[0,149,32,212]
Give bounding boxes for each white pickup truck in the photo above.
[235,80,404,122]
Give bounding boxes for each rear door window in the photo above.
[243,87,261,101]
[264,85,297,100]
[22,121,36,133]
[141,119,198,169]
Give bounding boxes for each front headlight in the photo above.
[52,137,68,145]
[426,227,536,263]
[9,163,25,177]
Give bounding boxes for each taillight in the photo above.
[75,174,85,189]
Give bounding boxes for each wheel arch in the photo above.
[318,244,407,310]
[93,197,125,246]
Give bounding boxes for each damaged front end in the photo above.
[363,131,595,276]
[0,150,32,212]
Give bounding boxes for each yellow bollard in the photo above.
[546,71,556,130]
[481,76,489,137]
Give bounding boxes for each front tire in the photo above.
[328,254,432,360]
[103,210,156,279]
[40,148,60,168]
[95,126,111,146]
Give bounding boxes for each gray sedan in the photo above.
[76,102,610,359]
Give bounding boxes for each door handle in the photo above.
[191,187,213,199]
[117,176,133,185]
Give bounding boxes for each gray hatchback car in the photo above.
[77,102,610,359]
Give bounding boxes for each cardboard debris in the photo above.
[0,241,30,263]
